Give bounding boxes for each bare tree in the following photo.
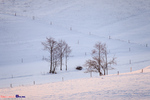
[42,37,57,73]
[84,42,116,76]
[52,46,59,73]
[58,40,67,70]
[64,44,71,71]
[91,42,106,76]
[42,37,72,73]
[101,49,116,75]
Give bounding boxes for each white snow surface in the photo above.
[0,0,150,89]
[0,66,150,100]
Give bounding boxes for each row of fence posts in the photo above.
[13,12,149,49]
[109,36,148,47]
[10,12,35,88]
[14,12,36,20]
[109,35,146,75]
[10,78,66,88]
[9,68,144,88]
[10,81,35,88]
[117,67,144,75]
[13,12,75,31]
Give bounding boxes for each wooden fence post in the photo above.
[33,81,35,85]
[50,22,52,25]
[117,71,119,75]
[129,48,131,52]
[130,67,132,72]
[70,27,72,30]
[128,40,130,43]
[32,16,35,20]
[10,84,12,88]
[90,72,92,77]
[129,60,131,64]
[62,77,64,81]
[141,69,143,73]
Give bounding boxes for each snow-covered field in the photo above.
[0,66,150,100]
[0,0,150,92]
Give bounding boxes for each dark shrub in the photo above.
[76,66,83,70]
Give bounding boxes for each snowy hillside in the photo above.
[0,66,150,100]
[0,0,150,88]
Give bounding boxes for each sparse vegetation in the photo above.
[84,42,116,76]
[42,37,71,74]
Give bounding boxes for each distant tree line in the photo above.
[42,37,71,74]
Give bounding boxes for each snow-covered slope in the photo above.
[0,66,150,100]
[0,0,150,88]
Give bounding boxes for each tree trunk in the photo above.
[98,45,101,76]
[50,49,52,73]
[60,55,62,70]
[105,50,108,75]
[66,56,67,71]
[99,71,103,76]
[104,69,105,75]
[66,64,67,71]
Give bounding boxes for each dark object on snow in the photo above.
[76,66,83,70]
[52,71,57,74]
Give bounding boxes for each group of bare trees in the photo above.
[42,37,116,76]
[42,37,71,74]
[84,42,116,76]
